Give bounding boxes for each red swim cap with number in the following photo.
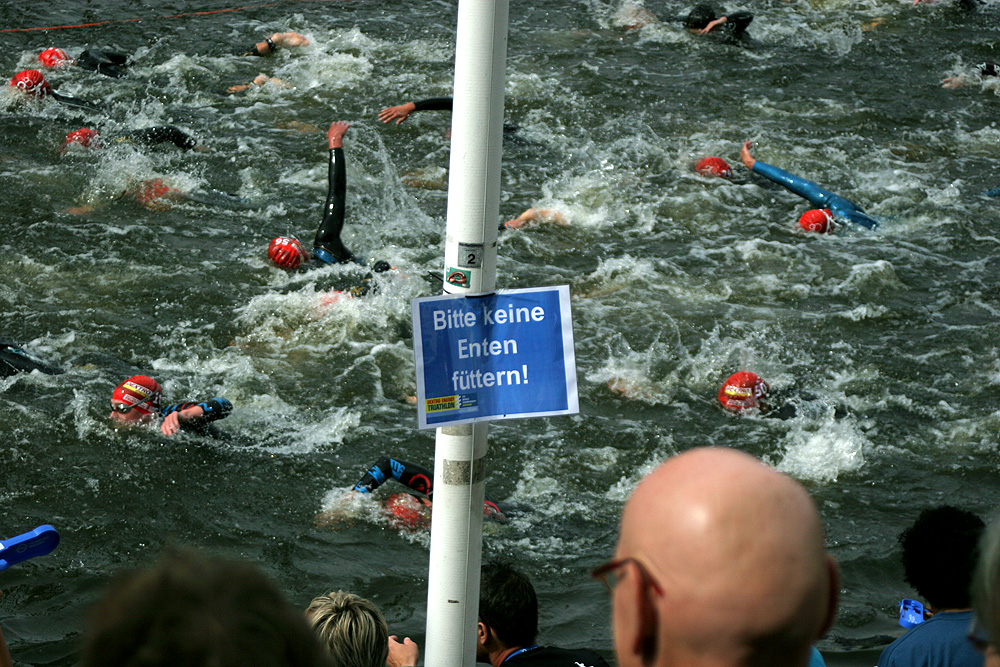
[695,156,733,178]
[39,48,70,68]
[799,209,834,233]
[112,375,162,415]
[268,237,306,269]
[64,128,100,149]
[718,371,769,412]
[10,70,51,97]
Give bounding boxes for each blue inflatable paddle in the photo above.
[0,525,60,571]
[898,598,925,628]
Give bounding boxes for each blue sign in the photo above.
[412,286,578,429]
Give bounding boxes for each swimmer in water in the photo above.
[108,375,233,437]
[266,121,391,285]
[0,339,63,377]
[316,456,506,530]
[740,140,880,231]
[38,47,133,79]
[62,126,201,152]
[501,208,567,230]
[684,2,754,39]
[8,69,100,112]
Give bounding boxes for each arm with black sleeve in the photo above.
[312,122,356,265]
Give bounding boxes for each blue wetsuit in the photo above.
[160,398,233,435]
[353,456,505,521]
[751,160,879,230]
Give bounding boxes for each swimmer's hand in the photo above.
[699,16,727,34]
[161,405,205,436]
[388,636,420,667]
[740,140,756,170]
[327,121,350,149]
[379,102,417,124]
[505,208,567,229]
[270,32,309,48]
[227,74,288,93]
[941,76,966,89]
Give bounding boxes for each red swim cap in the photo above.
[717,371,769,412]
[695,156,733,178]
[39,48,70,68]
[799,209,834,234]
[10,70,51,97]
[112,375,162,415]
[64,128,100,149]
[268,237,306,269]
[134,178,178,210]
[385,493,431,530]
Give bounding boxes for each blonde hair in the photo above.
[306,591,389,667]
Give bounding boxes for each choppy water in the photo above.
[2,0,1000,664]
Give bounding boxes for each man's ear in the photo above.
[477,620,491,649]
[615,563,658,666]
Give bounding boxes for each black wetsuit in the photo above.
[352,456,505,520]
[682,3,753,41]
[406,97,520,136]
[312,144,356,266]
[0,340,62,377]
[716,10,753,39]
[109,126,197,151]
[160,398,233,436]
[76,48,132,78]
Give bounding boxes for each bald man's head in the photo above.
[609,448,838,667]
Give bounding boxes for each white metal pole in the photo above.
[423,0,508,664]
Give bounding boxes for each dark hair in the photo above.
[81,547,326,667]
[899,506,985,609]
[685,3,718,29]
[478,559,538,648]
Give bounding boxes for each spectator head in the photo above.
[603,447,838,667]
[81,547,326,667]
[477,559,538,659]
[900,506,985,611]
[972,518,1000,666]
[306,591,389,667]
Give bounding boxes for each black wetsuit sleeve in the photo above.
[724,11,753,37]
[50,91,102,113]
[352,457,434,496]
[160,398,234,428]
[979,62,999,77]
[117,126,197,150]
[75,49,132,78]
[0,341,62,377]
[413,97,454,112]
[312,147,355,263]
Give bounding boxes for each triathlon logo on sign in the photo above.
[412,286,578,429]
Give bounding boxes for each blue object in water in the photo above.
[0,525,60,571]
[899,598,925,628]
